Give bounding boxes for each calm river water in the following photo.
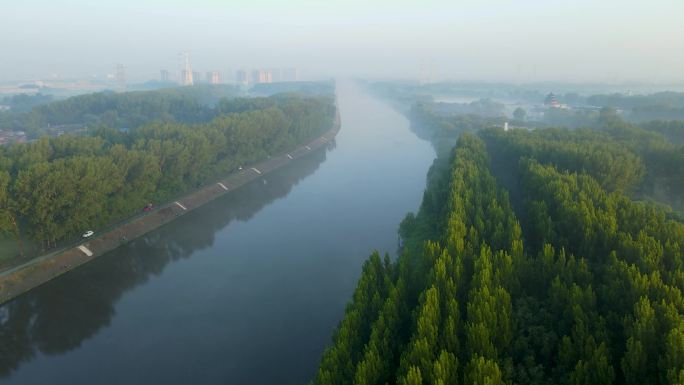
[0,81,435,384]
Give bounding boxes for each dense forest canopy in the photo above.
[0,93,54,113]
[314,85,684,385]
[314,130,684,385]
[0,92,335,253]
[0,84,242,137]
[410,96,684,213]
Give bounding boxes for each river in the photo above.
[0,81,436,385]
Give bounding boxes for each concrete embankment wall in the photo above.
[0,120,340,305]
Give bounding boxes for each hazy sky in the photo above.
[2,0,683,83]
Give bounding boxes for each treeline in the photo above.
[0,85,241,137]
[0,93,54,113]
[368,80,590,107]
[314,135,522,385]
[409,102,504,155]
[515,158,684,385]
[480,127,646,192]
[587,92,684,121]
[0,146,330,379]
[427,99,506,118]
[370,80,684,127]
[640,120,684,144]
[250,81,335,97]
[314,130,684,384]
[540,108,602,128]
[485,117,684,215]
[0,94,335,252]
[542,92,684,124]
[411,99,684,214]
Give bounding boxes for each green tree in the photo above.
[0,170,24,255]
[401,366,423,385]
[622,297,658,385]
[465,356,505,385]
[513,108,526,121]
[432,350,458,385]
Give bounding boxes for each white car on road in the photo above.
[82,230,94,238]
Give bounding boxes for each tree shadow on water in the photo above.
[0,147,329,378]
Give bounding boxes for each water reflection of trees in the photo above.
[0,146,329,378]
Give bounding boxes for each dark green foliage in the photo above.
[513,108,527,122]
[480,127,646,192]
[314,129,684,385]
[0,93,54,113]
[640,120,684,144]
[588,92,684,121]
[316,252,393,385]
[1,94,334,251]
[316,135,521,385]
[0,85,242,137]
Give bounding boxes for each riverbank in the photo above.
[0,115,340,305]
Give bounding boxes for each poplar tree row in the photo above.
[314,128,684,384]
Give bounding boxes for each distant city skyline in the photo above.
[0,59,309,85]
[1,0,684,84]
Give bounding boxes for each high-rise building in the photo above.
[180,70,193,85]
[179,52,193,86]
[206,71,221,84]
[192,71,201,84]
[251,69,273,84]
[160,69,169,82]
